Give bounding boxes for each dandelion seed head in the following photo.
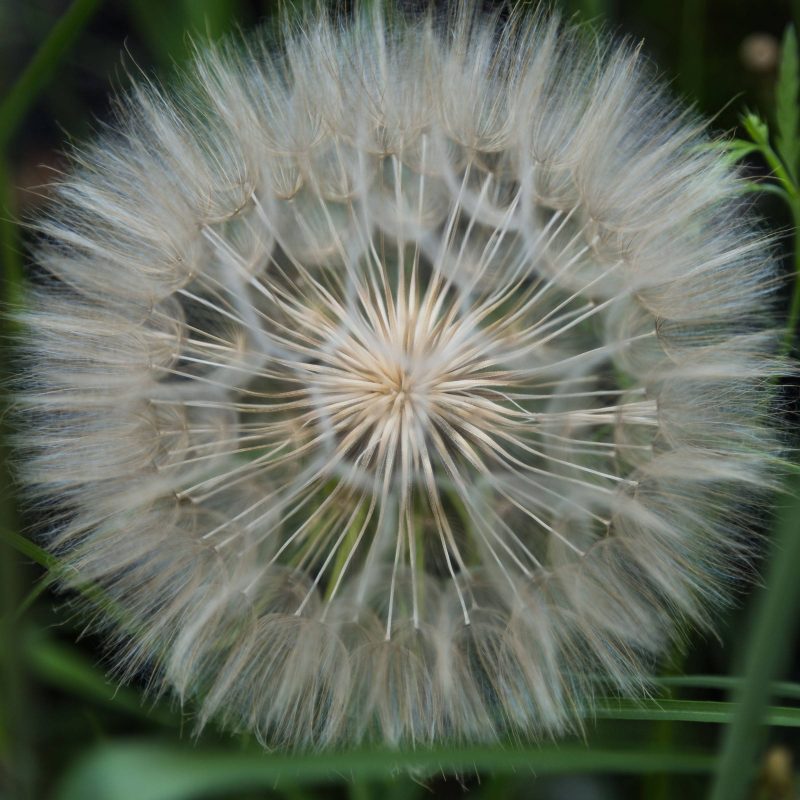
[16,5,782,748]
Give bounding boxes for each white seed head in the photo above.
[17,5,782,748]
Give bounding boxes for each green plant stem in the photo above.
[0,0,103,150]
[711,101,800,797]
[783,200,800,353]
[708,479,800,800]
[0,159,22,305]
[750,136,800,353]
[646,649,684,800]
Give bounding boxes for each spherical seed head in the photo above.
[18,5,782,748]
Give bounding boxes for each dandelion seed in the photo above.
[16,5,782,748]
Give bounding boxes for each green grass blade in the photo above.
[0,0,103,150]
[56,742,716,800]
[658,674,800,701]
[2,528,60,571]
[776,25,800,181]
[25,637,179,727]
[708,478,800,800]
[2,528,155,644]
[596,698,800,727]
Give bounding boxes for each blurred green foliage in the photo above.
[1,1,799,799]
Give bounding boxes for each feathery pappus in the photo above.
[15,4,782,748]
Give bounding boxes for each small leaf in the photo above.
[742,111,770,149]
[776,25,800,181]
[740,181,792,201]
[717,138,763,167]
[726,139,763,157]
[738,110,797,201]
